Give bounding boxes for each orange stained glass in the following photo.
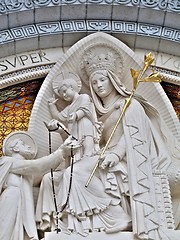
[0,79,44,156]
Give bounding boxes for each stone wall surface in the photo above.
[0,1,179,58]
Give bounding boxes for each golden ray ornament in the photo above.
[85,52,161,187]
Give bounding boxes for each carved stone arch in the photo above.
[28,32,180,159]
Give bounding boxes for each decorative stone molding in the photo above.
[0,64,53,89]
[0,20,180,45]
[0,57,179,91]
[151,66,180,85]
[158,73,180,86]
[0,0,180,14]
[153,170,175,229]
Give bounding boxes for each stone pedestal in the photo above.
[45,231,135,240]
[45,230,180,240]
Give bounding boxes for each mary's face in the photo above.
[90,71,114,98]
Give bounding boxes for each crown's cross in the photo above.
[85,52,161,188]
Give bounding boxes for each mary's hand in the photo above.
[100,153,119,169]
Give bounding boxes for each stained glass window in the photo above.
[0,79,44,156]
[161,81,180,120]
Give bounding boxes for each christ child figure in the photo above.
[48,77,102,161]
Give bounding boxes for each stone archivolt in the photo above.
[0,0,180,14]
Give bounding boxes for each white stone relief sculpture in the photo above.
[28,32,180,240]
[48,72,101,160]
[36,71,132,235]
[0,131,78,240]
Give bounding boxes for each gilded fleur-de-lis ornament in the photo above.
[130,52,161,91]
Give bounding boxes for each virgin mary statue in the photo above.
[29,32,180,240]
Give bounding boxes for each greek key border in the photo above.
[0,20,180,45]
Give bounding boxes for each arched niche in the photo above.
[28,32,180,158]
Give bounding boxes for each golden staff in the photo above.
[85,52,161,188]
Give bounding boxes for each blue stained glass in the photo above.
[15,103,21,107]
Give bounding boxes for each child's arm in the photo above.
[68,109,85,123]
[76,109,85,120]
[74,94,91,121]
[48,95,60,119]
[68,94,93,123]
[48,95,66,122]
